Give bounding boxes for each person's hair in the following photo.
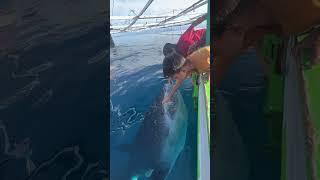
[162,52,186,78]
[163,43,177,56]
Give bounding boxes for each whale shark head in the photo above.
[163,83,183,119]
[115,83,189,180]
[159,83,189,179]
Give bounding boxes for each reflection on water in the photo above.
[0,0,108,179]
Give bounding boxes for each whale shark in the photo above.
[115,84,188,180]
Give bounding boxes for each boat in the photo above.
[195,0,210,179]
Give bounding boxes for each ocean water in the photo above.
[0,0,108,179]
[110,27,198,179]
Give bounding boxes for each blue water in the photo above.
[0,0,108,179]
[110,27,197,179]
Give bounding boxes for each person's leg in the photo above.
[219,49,276,180]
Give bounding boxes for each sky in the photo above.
[110,0,207,16]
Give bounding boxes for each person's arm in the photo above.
[192,13,207,27]
[184,13,207,33]
[162,79,184,104]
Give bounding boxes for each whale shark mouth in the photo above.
[163,83,179,118]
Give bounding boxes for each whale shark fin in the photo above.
[149,164,170,180]
[145,169,154,178]
[116,144,133,153]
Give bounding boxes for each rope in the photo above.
[115,0,207,33]
[122,0,155,32]
[158,0,207,25]
[113,13,205,32]
[112,0,114,16]
[145,12,205,29]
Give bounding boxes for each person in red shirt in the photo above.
[163,13,207,57]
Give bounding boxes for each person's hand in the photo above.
[162,96,172,104]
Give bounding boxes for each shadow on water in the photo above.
[0,0,108,179]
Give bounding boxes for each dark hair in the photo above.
[163,43,177,56]
[162,52,186,78]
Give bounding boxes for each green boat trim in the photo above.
[264,31,320,180]
[299,32,320,180]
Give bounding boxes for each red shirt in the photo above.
[176,25,206,57]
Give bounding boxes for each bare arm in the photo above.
[184,13,208,33]
[162,79,184,104]
[192,13,207,27]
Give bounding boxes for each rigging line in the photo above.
[157,0,207,25]
[143,15,198,27]
[152,8,180,16]
[111,15,172,20]
[178,0,206,14]
[110,12,204,20]
[160,0,207,24]
[112,0,114,16]
[146,2,206,29]
[112,13,204,33]
[162,0,205,18]
[124,16,201,32]
[122,0,155,32]
[145,13,205,29]
[112,20,191,32]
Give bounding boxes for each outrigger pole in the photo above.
[118,0,207,32]
[122,0,155,32]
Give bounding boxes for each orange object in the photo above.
[187,46,210,73]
